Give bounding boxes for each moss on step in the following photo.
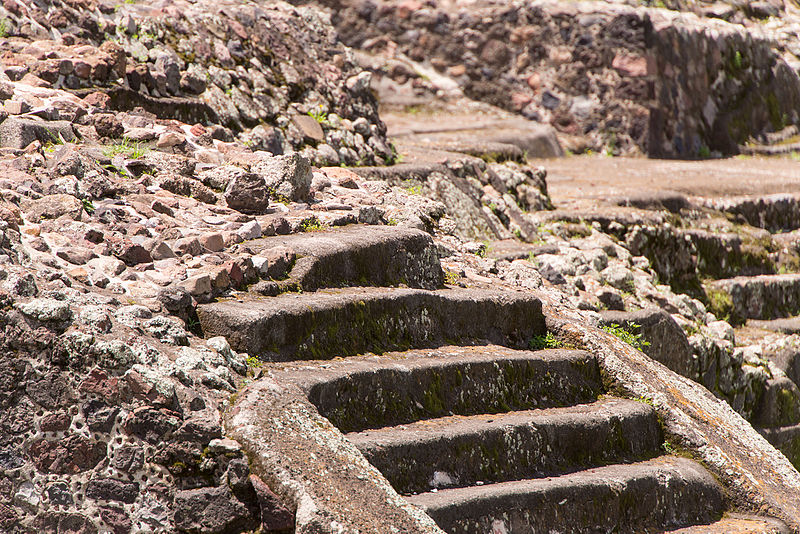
[703,285,735,323]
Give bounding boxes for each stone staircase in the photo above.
[705,271,800,467]
[526,183,800,477]
[691,199,800,467]
[198,225,787,533]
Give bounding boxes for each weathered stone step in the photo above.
[599,308,694,378]
[700,194,800,232]
[750,317,800,336]
[611,190,690,213]
[486,239,559,261]
[422,139,526,163]
[406,456,724,534]
[244,225,443,292]
[751,377,800,428]
[271,346,602,432]
[759,423,800,469]
[351,162,447,185]
[665,514,789,533]
[764,342,800,387]
[706,274,800,323]
[739,141,800,157]
[347,398,661,494]
[385,115,562,159]
[197,288,545,361]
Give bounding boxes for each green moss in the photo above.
[779,434,800,470]
[443,270,459,285]
[766,92,786,131]
[776,387,800,427]
[299,217,325,232]
[703,286,735,323]
[422,373,444,415]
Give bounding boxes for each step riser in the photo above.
[707,275,800,322]
[293,234,442,291]
[759,424,800,470]
[354,403,662,494]
[248,227,444,291]
[411,459,724,534]
[306,351,602,432]
[198,289,545,361]
[707,195,800,233]
[752,377,800,428]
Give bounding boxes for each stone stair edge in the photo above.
[198,286,546,361]
[405,455,725,534]
[544,306,800,532]
[348,397,663,494]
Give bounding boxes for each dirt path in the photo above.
[532,155,800,209]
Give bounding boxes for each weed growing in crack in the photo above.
[529,332,563,350]
[103,137,149,159]
[600,322,650,351]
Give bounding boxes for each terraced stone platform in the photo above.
[209,224,790,533]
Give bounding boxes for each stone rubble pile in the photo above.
[0,0,394,165]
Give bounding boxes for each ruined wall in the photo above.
[0,0,394,165]
[318,0,800,157]
[647,12,800,157]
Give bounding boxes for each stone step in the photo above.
[598,308,694,378]
[419,139,525,163]
[385,114,562,159]
[197,287,545,361]
[486,239,559,262]
[706,274,800,323]
[751,377,800,428]
[611,190,690,212]
[750,317,800,336]
[764,343,800,387]
[665,514,789,533]
[271,346,602,432]
[406,456,724,534]
[740,141,800,157]
[351,162,447,185]
[700,194,800,233]
[243,225,443,292]
[347,397,661,494]
[759,423,800,469]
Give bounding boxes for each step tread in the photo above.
[407,456,724,534]
[749,316,800,335]
[246,224,426,252]
[205,285,539,312]
[348,397,662,494]
[710,273,800,284]
[348,397,654,445]
[665,513,789,533]
[273,346,602,433]
[270,345,598,388]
